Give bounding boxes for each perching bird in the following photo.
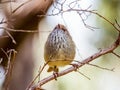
[44,24,75,72]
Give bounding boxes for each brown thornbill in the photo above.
[44,24,76,72]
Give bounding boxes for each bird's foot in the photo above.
[70,63,79,71]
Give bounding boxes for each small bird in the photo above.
[44,24,75,72]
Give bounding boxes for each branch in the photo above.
[1,49,17,89]
[30,32,120,90]
[112,51,120,58]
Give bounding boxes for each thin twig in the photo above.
[5,30,16,44]
[73,60,114,72]
[1,48,12,90]
[5,49,16,90]
[87,63,114,71]
[0,27,38,33]
[112,51,120,58]
[26,62,49,90]
[76,70,90,80]
[115,19,120,27]
[0,27,51,33]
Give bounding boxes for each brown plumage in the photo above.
[44,24,75,72]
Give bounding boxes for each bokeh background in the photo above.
[0,0,120,90]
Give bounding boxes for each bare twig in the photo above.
[76,70,90,80]
[1,49,17,90]
[1,48,11,89]
[6,49,17,88]
[1,27,38,33]
[0,27,51,33]
[26,62,49,90]
[39,8,120,32]
[112,51,120,58]
[87,63,114,71]
[77,11,98,31]
[73,60,114,71]
[115,19,120,29]
[4,30,16,44]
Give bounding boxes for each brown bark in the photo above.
[0,0,53,90]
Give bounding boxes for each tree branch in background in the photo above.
[1,49,17,90]
[0,0,53,90]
